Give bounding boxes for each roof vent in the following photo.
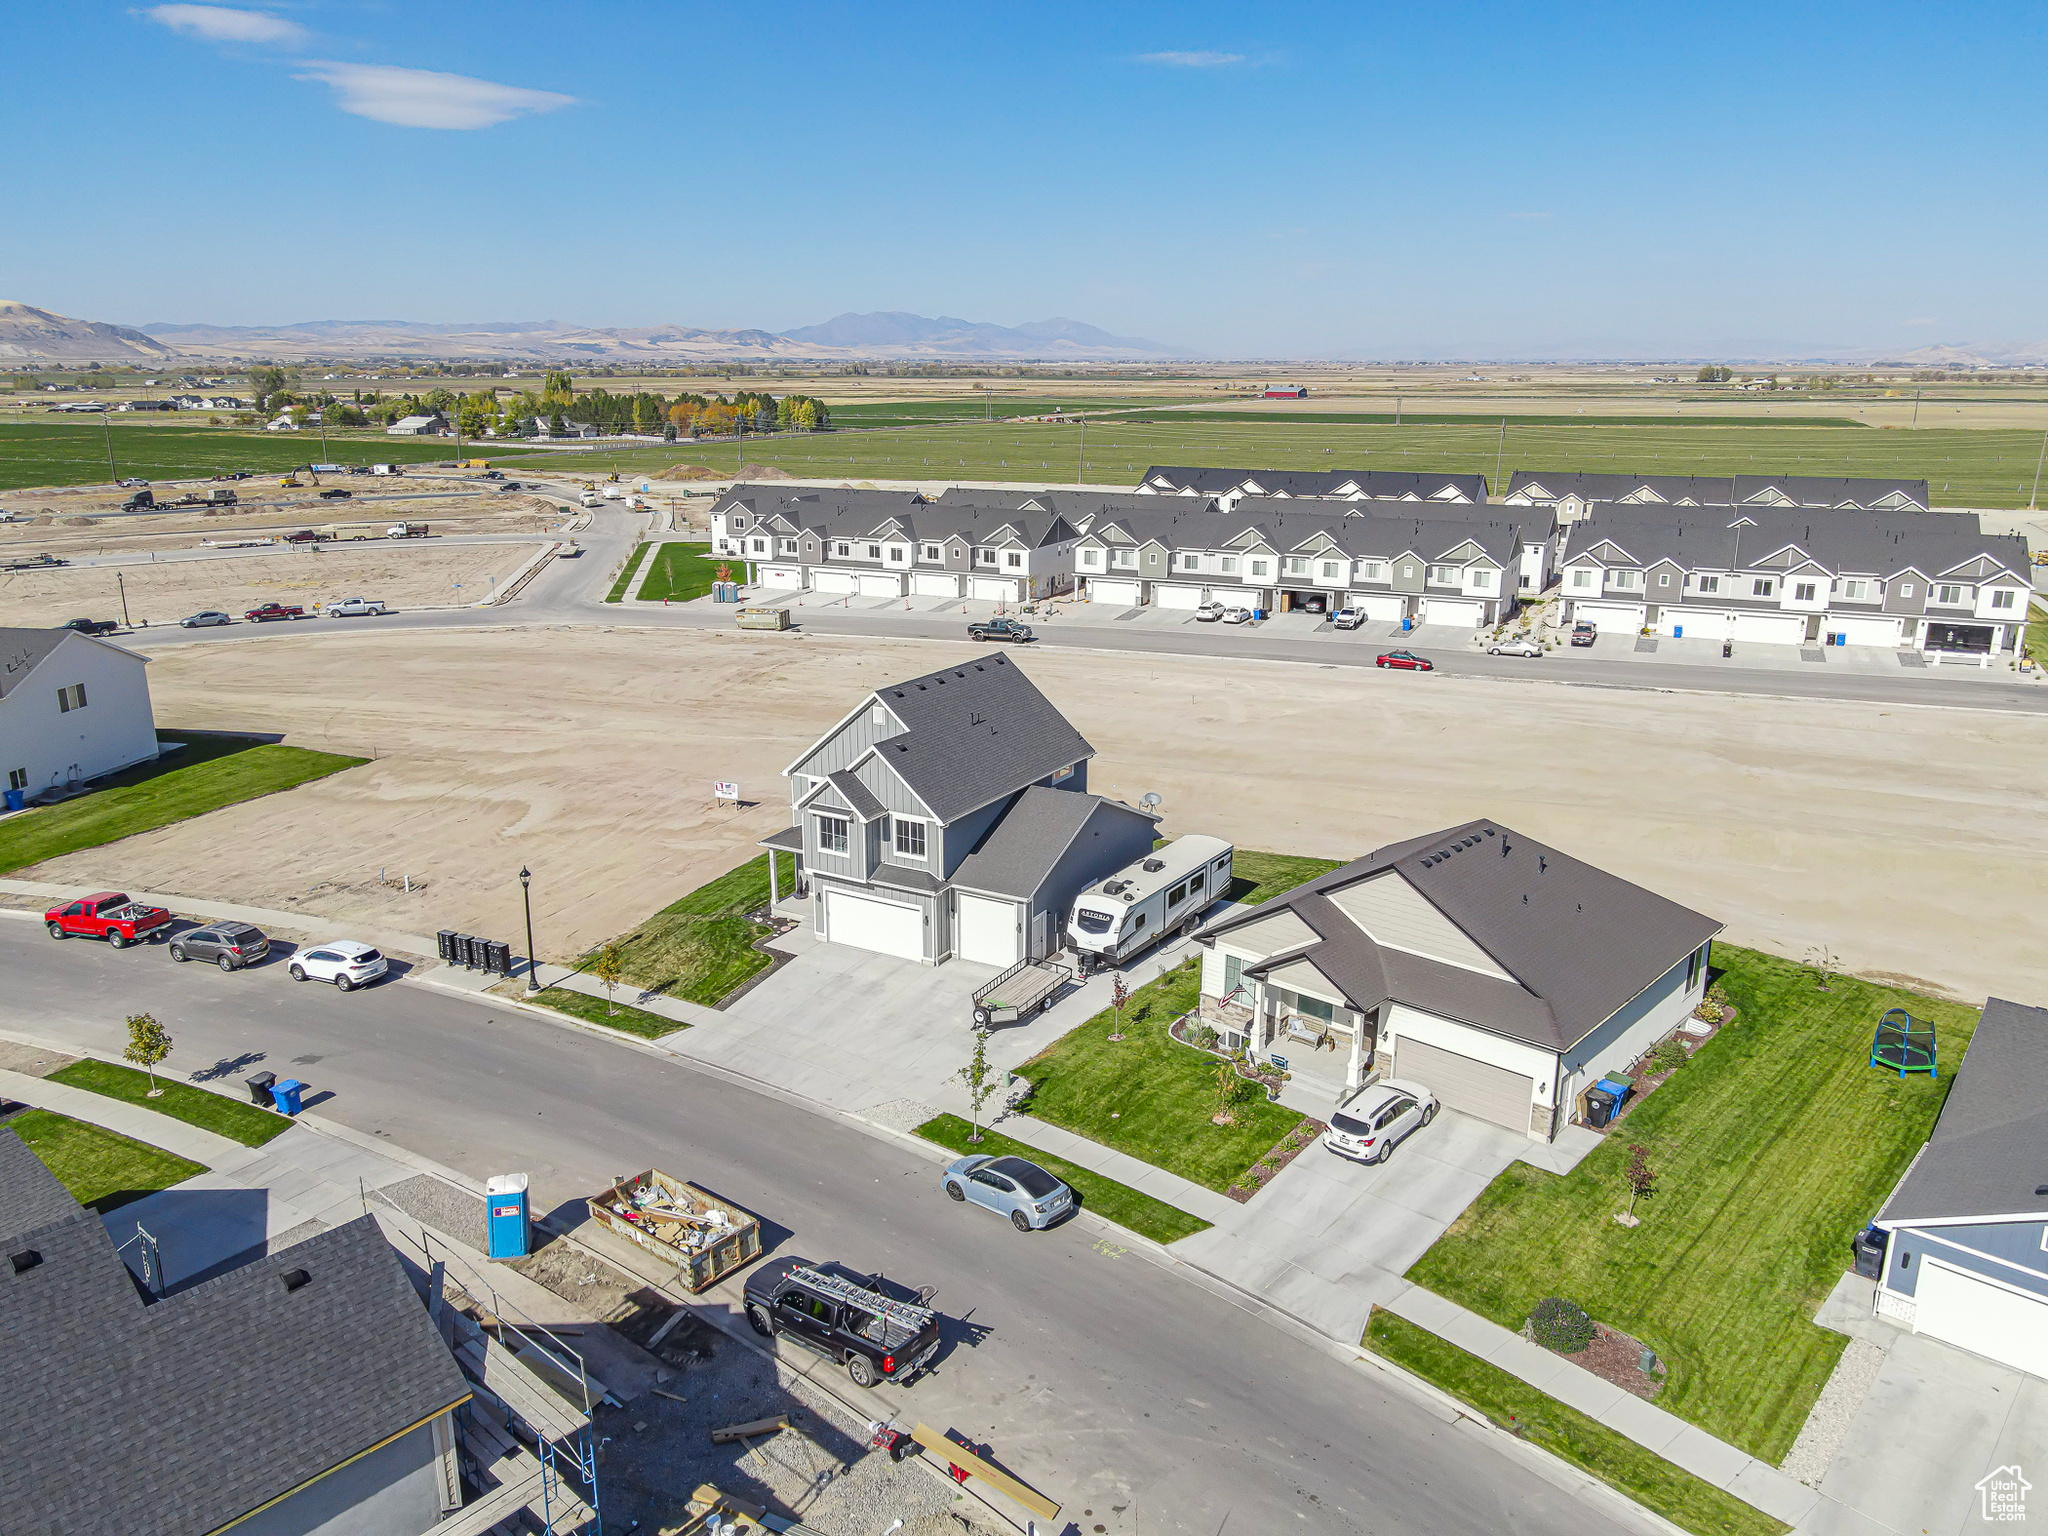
[10,1249,40,1274]
[281,1267,312,1293]
[1142,858,1165,873]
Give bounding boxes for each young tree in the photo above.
[124,1013,173,1097]
[1106,973,1131,1042]
[958,1028,998,1144]
[1805,944,1839,992]
[1212,1058,1244,1126]
[1624,1143,1655,1217]
[592,941,624,1017]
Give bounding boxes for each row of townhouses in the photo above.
[1134,465,1491,508]
[1504,470,1931,521]
[1557,505,2033,657]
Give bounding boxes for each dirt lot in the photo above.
[0,489,565,557]
[0,542,547,626]
[22,627,2046,1000]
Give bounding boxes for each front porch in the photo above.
[1199,988,1377,1107]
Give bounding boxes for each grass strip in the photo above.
[47,1059,291,1147]
[915,1112,1210,1245]
[598,852,795,1006]
[8,1107,207,1213]
[1364,1308,1786,1536]
[605,541,652,602]
[0,732,364,873]
[636,541,730,603]
[528,985,684,1040]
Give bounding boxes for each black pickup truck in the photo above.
[742,1257,942,1389]
[61,617,120,636]
[967,616,1033,644]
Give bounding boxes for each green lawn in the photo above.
[1014,958,1307,1195]
[1364,1309,1785,1536]
[915,1112,1211,1245]
[1227,849,1341,906]
[1405,945,1978,1463]
[0,730,364,873]
[48,1059,293,1148]
[605,541,652,602]
[528,984,684,1040]
[0,421,467,492]
[8,1108,207,1213]
[594,852,796,1007]
[636,540,730,603]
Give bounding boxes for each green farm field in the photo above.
[0,422,472,492]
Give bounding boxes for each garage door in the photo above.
[1422,597,1484,627]
[812,569,858,594]
[1915,1259,2048,1378]
[1656,608,1718,639]
[1392,1037,1533,1134]
[1088,578,1143,605]
[1353,593,1406,621]
[858,573,902,598]
[1156,583,1206,609]
[823,890,923,961]
[1208,586,1268,608]
[1828,615,1902,647]
[1730,611,1806,645]
[760,565,803,589]
[970,577,1020,603]
[1572,601,1644,632]
[911,571,960,598]
[956,893,1020,967]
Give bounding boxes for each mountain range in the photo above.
[0,301,173,361]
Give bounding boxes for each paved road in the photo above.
[1,922,1649,1536]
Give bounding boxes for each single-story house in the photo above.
[0,626,158,801]
[1194,820,1720,1139]
[762,653,1158,966]
[385,413,447,436]
[1872,998,2048,1378]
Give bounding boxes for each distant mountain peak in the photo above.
[777,311,1179,357]
[0,302,172,360]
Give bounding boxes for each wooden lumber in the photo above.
[652,1387,690,1404]
[710,1412,789,1443]
[910,1423,1060,1522]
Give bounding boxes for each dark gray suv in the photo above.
[168,922,270,971]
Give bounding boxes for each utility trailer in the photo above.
[586,1169,762,1292]
[970,956,1071,1029]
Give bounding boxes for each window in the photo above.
[1696,574,1720,594]
[1428,564,1457,584]
[895,818,926,858]
[1570,568,1592,590]
[1080,547,1101,567]
[1321,561,1341,580]
[865,543,881,560]
[834,541,850,557]
[1657,572,1671,587]
[1794,582,1817,602]
[1132,912,1148,932]
[57,683,87,712]
[1898,582,1914,598]
[1401,563,1416,581]
[922,543,940,560]
[1221,556,1238,574]
[1686,947,1702,991]
[1839,579,1868,600]
[779,538,796,555]
[731,515,748,530]
[6,768,23,792]
[1180,552,1200,569]
[1359,561,1383,580]
[749,538,767,554]
[888,545,905,562]
[1114,549,1137,568]
[1250,559,1269,577]
[1610,570,1641,589]
[1004,551,1022,568]
[1936,584,1963,605]
[1285,556,1308,576]
[1168,880,1188,907]
[1223,953,1244,999]
[1471,569,1492,589]
[979,547,998,566]
[1752,578,1775,598]
[816,816,849,855]
[1992,588,2016,610]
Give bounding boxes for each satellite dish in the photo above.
[1140,792,1162,810]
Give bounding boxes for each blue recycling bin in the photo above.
[486,1173,530,1260]
[1671,624,1683,639]
[3,788,22,812]
[1401,616,1413,632]
[269,1078,306,1116]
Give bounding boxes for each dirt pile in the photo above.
[653,463,723,481]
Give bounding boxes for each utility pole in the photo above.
[102,407,117,482]
[1911,388,1921,427]
[1077,415,1087,486]
[1396,395,1402,428]
[1495,418,1507,494]
[2030,421,2048,511]
[117,571,131,627]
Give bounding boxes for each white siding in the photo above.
[1563,948,1706,1103]
[0,634,157,798]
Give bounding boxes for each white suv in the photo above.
[288,940,389,992]
[1324,1078,1438,1164]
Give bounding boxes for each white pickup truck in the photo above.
[323,597,389,618]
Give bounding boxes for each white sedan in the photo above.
[288,940,389,992]
[1219,606,1254,625]
[1324,1078,1438,1164]
[1487,637,1543,658]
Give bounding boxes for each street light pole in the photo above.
[520,866,539,992]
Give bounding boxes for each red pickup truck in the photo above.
[45,892,173,948]
[245,603,306,622]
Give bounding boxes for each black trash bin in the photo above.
[1852,1226,1887,1280]
[1584,1085,1620,1129]
[245,1070,277,1106]
[437,929,456,962]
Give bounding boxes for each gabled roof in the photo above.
[1560,505,2028,584]
[1880,999,2048,1224]
[949,787,1157,899]
[715,485,1081,551]
[0,627,145,704]
[1136,465,1490,502]
[1507,469,1931,511]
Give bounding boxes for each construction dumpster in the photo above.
[586,1170,762,1291]
[736,606,791,631]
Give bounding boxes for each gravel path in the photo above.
[1780,1336,1887,1485]
[369,1172,488,1252]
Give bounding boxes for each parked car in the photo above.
[244,602,305,622]
[1219,606,1254,625]
[1487,637,1543,658]
[1194,600,1225,622]
[3,553,67,571]
[282,529,326,544]
[61,617,119,636]
[1332,607,1365,630]
[288,940,388,991]
[323,597,388,618]
[742,1257,943,1389]
[1324,1079,1438,1164]
[168,921,269,971]
[180,610,231,628]
[318,488,353,500]
[1570,622,1598,647]
[941,1154,1074,1231]
[118,477,150,488]
[1375,649,1433,670]
[44,892,173,949]
[967,617,1033,643]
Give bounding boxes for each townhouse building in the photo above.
[1558,505,2032,658]
[1505,470,1931,522]
[1136,465,1490,509]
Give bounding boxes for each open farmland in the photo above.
[0,421,490,492]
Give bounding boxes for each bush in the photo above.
[1651,1038,1689,1073]
[1528,1296,1596,1354]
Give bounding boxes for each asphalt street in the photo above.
[1,920,1652,1536]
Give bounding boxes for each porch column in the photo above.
[766,847,778,908]
[1346,1018,1364,1095]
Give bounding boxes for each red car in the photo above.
[45,892,173,949]
[1375,649,1434,671]
[245,603,305,622]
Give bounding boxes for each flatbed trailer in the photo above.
[971,957,1071,1029]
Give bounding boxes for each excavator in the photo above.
[278,465,322,489]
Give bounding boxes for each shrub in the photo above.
[1528,1296,1596,1354]
[1650,1038,1689,1073]
[1192,1024,1219,1051]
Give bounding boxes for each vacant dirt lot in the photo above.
[0,491,565,557]
[0,542,547,626]
[23,627,2046,1000]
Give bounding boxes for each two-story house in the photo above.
[1136,465,1490,508]
[759,653,1160,966]
[1505,470,1932,522]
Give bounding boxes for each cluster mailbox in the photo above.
[437,930,513,976]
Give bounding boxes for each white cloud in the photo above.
[294,61,575,129]
[1140,50,1246,67]
[142,4,308,46]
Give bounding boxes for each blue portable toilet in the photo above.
[486,1173,531,1260]
[269,1078,306,1116]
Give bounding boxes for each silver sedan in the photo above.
[180,610,232,627]
[941,1153,1074,1231]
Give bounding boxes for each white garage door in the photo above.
[812,569,858,594]
[1208,586,1268,608]
[1730,611,1806,645]
[970,577,1020,602]
[1656,608,1718,638]
[1156,583,1205,609]
[858,573,902,598]
[1915,1259,2048,1379]
[1828,615,1902,647]
[1353,593,1406,621]
[911,571,960,598]
[956,893,1020,967]
[823,890,923,961]
[1422,597,1485,627]
[1392,1037,1533,1134]
[1088,578,1143,605]
[760,565,803,589]
[1572,601,1644,632]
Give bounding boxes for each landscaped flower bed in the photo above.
[1224,1116,1327,1203]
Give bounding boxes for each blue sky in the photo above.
[6,2,2045,357]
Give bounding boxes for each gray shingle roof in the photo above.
[715,486,1081,550]
[0,628,83,703]
[0,1132,469,1536]
[1561,505,2028,582]
[1507,470,1930,510]
[1138,465,1491,502]
[827,768,887,821]
[1085,502,1525,568]
[950,787,1158,898]
[867,654,1093,824]
[1879,998,2048,1224]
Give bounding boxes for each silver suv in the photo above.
[168,922,270,971]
